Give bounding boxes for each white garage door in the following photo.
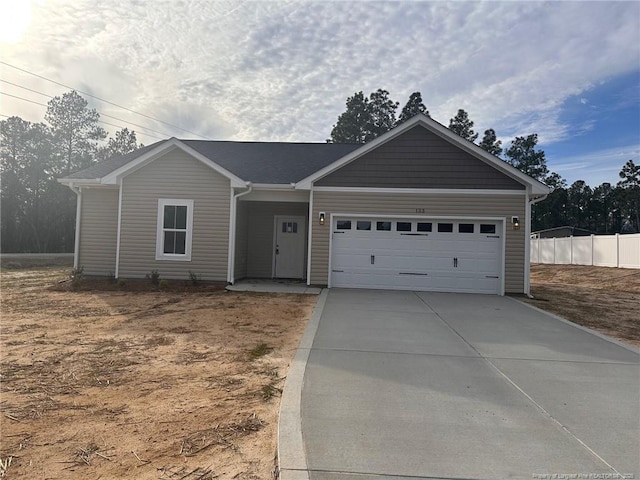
[330,217,503,294]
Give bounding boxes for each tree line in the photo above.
[1,89,638,254]
[1,91,142,253]
[328,89,639,234]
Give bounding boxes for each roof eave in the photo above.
[58,178,101,186]
[97,138,246,187]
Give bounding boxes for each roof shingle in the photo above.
[63,140,361,184]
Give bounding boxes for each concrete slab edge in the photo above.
[226,284,321,295]
[277,288,328,480]
[508,296,640,355]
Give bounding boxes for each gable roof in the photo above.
[60,113,550,196]
[60,138,360,185]
[296,114,551,196]
[63,141,164,180]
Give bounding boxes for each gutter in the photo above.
[227,182,253,284]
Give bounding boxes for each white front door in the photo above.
[274,215,306,279]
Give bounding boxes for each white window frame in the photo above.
[156,199,194,261]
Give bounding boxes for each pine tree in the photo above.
[397,92,429,125]
[478,128,502,156]
[448,109,478,142]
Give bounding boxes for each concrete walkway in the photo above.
[281,289,640,480]
[226,279,321,294]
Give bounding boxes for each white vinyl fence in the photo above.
[531,233,640,269]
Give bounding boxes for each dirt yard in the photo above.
[522,264,640,347]
[0,266,316,479]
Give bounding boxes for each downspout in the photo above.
[525,193,548,298]
[115,179,123,279]
[67,182,82,269]
[227,182,253,284]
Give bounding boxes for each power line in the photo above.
[1,79,52,98]
[0,61,210,139]
[1,79,176,138]
[1,91,47,107]
[97,119,164,141]
[0,92,166,141]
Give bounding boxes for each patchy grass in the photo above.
[248,343,273,360]
[521,264,640,347]
[0,266,316,479]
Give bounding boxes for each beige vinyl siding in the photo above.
[310,191,526,293]
[118,149,231,281]
[78,188,119,275]
[316,126,524,190]
[234,201,249,280]
[244,201,308,278]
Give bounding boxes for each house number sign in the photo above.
[415,208,425,213]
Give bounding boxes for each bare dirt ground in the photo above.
[0,266,316,479]
[522,264,640,348]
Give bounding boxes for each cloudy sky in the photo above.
[1,0,639,186]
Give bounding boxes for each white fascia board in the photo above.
[313,186,527,195]
[296,113,551,196]
[101,138,246,187]
[58,178,100,186]
[251,183,297,190]
[71,183,119,189]
[241,188,309,203]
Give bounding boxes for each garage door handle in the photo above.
[485,275,499,278]
[332,269,344,273]
[371,255,375,265]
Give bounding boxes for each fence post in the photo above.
[553,237,556,264]
[616,233,620,268]
[570,235,573,265]
[591,234,594,266]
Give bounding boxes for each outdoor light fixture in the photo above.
[319,212,325,225]
[512,216,520,230]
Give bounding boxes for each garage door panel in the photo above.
[330,217,503,295]
[332,271,499,294]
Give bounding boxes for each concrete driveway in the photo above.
[293,289,639,480]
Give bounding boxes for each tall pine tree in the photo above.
[448,109,478,142]
[396,91,429,125]
[478,128,502,156]
[504,134,549,182]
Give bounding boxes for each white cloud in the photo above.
[0,0,638,150]
[550,144,640,186]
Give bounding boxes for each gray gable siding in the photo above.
[315,126,525,190]
[118,149,230,281]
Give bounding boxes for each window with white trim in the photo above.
[156,199,193,261]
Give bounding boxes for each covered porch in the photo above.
[230,188,311,284]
